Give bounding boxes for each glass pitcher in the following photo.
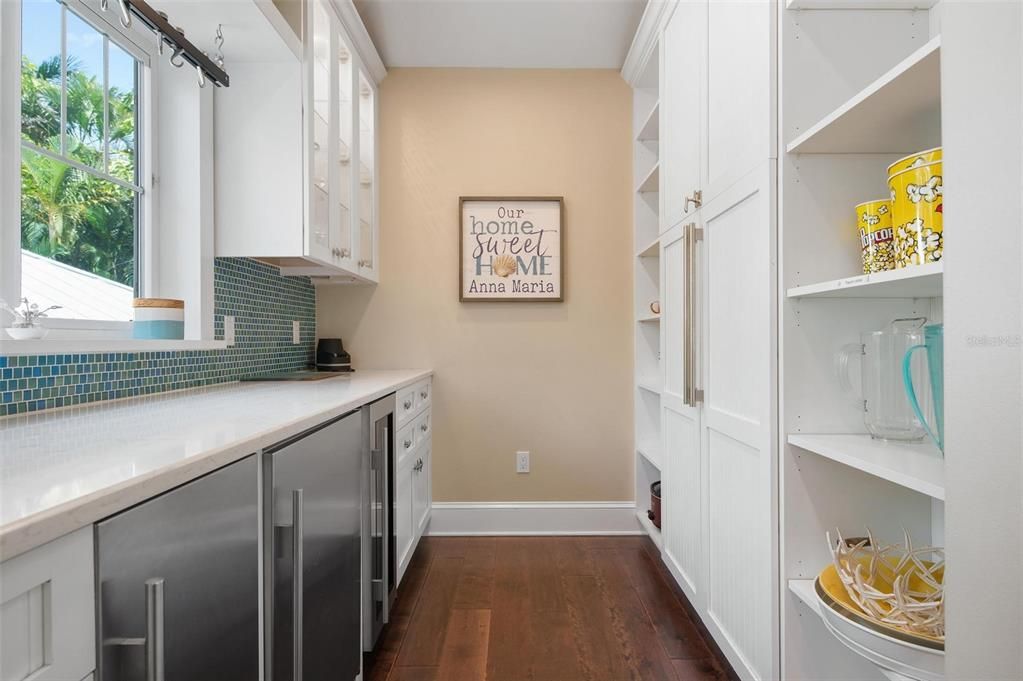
[837,318,930,441]
[903,323,944,452]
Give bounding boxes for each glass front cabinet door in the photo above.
[333,23,356,271]
[356,69,378,281]
[303,0,378,282]
[306,0,332,263]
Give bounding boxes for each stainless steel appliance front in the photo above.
[95,454,260,681]
[264,409,363,681]
[364,393,395,650]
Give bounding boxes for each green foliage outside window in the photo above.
[20,53,137,288]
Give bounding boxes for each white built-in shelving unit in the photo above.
[632,41,662,550]
[780,2,946,679]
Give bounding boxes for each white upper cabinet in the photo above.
[661,0,704,231]
[701,0,774,201]
[215,0,383,284]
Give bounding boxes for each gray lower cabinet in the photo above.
[95,454,260,681]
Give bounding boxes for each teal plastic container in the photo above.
[903,323,944,451]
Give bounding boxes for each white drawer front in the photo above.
[413,408,431,446]
[396,421,416,466]
[0,527,94,681]
[396,385,417,425]
[414,379,432,412]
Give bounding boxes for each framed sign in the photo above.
[459,196,564,302]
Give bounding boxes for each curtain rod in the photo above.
[117,0,230,87]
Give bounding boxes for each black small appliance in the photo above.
[316,338,353,372]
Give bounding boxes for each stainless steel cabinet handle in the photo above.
[683,222,705,406]
[292,488,304,681]
[101,578,166,680]
[684,189,703,214]
[404,400,412,410]
[145,578,165,681]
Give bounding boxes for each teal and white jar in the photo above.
[133,299,184,339]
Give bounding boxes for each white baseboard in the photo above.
[426,501,642,536]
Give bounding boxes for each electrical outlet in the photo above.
[516,451,530,474]
[224,316,235,346]
[292,320,300,344]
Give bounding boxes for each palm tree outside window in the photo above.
[19,0,144,322]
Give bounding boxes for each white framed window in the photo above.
[5,0,157,334]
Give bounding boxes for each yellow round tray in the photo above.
[816,563,944,651]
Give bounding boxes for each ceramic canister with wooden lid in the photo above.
[133,298,185,339]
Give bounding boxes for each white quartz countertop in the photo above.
[0,368,432,560]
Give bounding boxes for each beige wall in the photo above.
[317,68,633,501]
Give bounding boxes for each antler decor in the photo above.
[827,528,945,639]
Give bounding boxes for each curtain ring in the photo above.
[196,65,206,88]
[117,0,131,28]
[169,46,185,68]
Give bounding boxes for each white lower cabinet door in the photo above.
[0,527,95,681]
[699,162,777,681]
[394,454,415,585]
[413,444,431,536]
[660,221,704,601]
[662,405,703,602]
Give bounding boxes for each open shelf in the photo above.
[637,379,662,395]
[787,36,940,154]
[636,100,660,142]
[636,237,660,258]
[636,509,664,551]
[787,0,938,9]
[789,433,944,500]
[637,314,661,324]
[636,161,660,194]
[637,441,662,470]
[787,262,943,299]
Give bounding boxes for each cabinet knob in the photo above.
[420,423,428,432]
[404,439,412,449]
[683,189,703,213]
[404,399,412,410]
[340,248,350,258]
[420,391,428,399]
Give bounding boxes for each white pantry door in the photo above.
[699,162,777,681]
[660,221,704,604]
[661,0,705,232]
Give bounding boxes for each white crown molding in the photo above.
[427,501,642,536]
[333,0,387,83]
[621,0,676,86]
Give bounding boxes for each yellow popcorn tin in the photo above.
[855,199,895,273]
[889,161,943,268]
[886,146,942,178]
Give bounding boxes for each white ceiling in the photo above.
[353,0,647,69]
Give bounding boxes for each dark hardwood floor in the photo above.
[365,536,733,681]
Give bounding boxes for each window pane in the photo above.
[20,0,61,153]
[20,147,136,320]
[65,10,105,170]
[107,42,137,182]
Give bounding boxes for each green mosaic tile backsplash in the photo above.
[1,258,316,416]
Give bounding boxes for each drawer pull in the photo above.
[403,399,412,410]
[420,423,428,433]
[404,439,412,449]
